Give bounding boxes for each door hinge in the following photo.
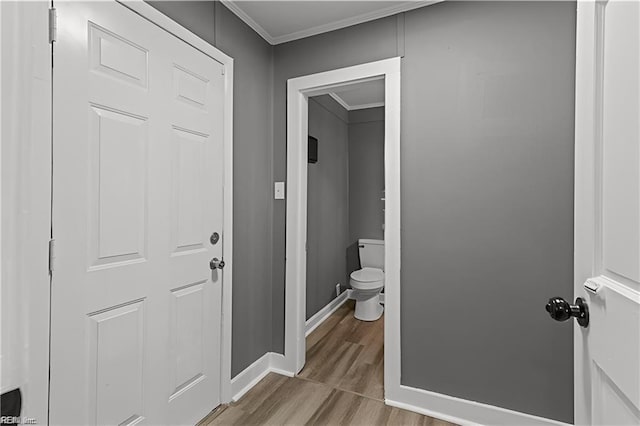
[48,239,56,274]
[221,66,225,75]
[48,8,57,44]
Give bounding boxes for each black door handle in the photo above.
[545,297,589,327]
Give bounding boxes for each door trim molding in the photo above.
[0,1,52,421]
[573,1,597,424]
[117,0,235,404]
[284,58,402,394]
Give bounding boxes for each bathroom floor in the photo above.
[298,300,384,399]
[202,301,456,425]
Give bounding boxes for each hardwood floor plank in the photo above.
[349,395,393,425]
[306,388,362,425]
[203,302,457,425]
[301,340,364,386]
[306,303,353,348]
[253,378,333,425]
[338,358,383,400]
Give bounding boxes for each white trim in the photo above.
[221,0,443,45]
[285,58,402,391]
[573,1,596,424]
[328,92,351,111]
[327,92,385,111]
[119,0,236,404]
[121,0,232,66]
[305,289,386,337]
[386,385,571,426]
[0,2,51,421]
[219,0,275,45]
[230,354,270,402]
[305,291,350,337]
[230,353,294,402]
[220,40,235,409]
[349,101,386,111]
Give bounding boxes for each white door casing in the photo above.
[49,1,232,424]
[284,58,401,389]
[0,1,51,422]
[575,0,640,425]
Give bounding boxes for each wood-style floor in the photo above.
[201,301,456,425]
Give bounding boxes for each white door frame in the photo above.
[284,57,402,396]
[573,1,597,422]
[1,1,236,418]
[1,2,51,422]
[118,0,235,404]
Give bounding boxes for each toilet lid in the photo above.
[350,267,384,283]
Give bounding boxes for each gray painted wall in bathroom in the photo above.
[148,1,275,377]
[348,107,385,245]
[274,2,575,422]
[306,96,350,319]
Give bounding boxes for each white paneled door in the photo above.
[49,2,225,424]
[575,0,640,425]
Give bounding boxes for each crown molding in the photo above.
[221,0,443,46]
[349,101,385,111]
[328,92,351,111]
[219,0,276,45]
[328,92,384,111]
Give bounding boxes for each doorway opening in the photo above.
[284,57,401,401]
[300,81,386,396]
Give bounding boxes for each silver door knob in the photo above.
[210,257,225,270]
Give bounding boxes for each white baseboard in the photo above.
[304,289,387,337]
[230,352,294,402]
[268,352,294,378]
[305,290,351,336]
[386,384,570,426]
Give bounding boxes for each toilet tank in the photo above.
[358,239,384,269]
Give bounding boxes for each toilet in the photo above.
[350,239,384,321]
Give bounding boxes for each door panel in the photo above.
[89,23,148,88]
[50,2,224,424]
[600,0,640,286]
[575,0,640,424]
[171,128,207,254]
[88,300,146,426]
[89,105,148,267]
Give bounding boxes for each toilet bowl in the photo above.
[350,239,384,321]
[350,267,384,321]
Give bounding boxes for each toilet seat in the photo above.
[350,267,384,290]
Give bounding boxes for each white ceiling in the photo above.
[220,0,439,45]
[329,79,385,111]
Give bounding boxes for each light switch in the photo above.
[274,182,285,200]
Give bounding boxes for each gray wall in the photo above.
[148,1,275,377]
[306,96,350,319]
[400,2,574,421]
[274,2,575,422]
[348,107,385,244]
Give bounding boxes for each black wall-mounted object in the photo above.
[308,136,318,164]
